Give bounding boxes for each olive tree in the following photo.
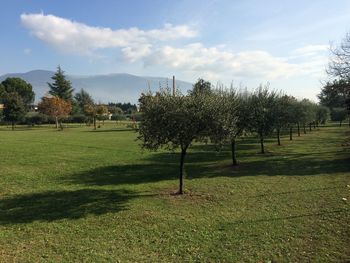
[138,88,215,194]
[298,99,316,134]
[272,94,294,145]
[209,88,239,165]
[209,88,251,165]
[249,85,277,154]
[316,105,330,125]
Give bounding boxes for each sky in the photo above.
[1,0,350,101]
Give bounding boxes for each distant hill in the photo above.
[0,70,193,103]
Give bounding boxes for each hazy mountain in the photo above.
[0,70,193,103]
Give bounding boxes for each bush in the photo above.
[25,112,49,125]
[111,114,127,121]
[331,108,347,125]
[69,114,89,123]
[126,112,143,122]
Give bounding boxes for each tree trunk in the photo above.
[55,116,58,129]
[93,117,97,130]
[313,122,316,129]
[277,128,281,146]
[309,123,312,131]
[231,138,237,166]
[340,120,342,127]
[289,126,293,140]
[297,123,300,136]
[303,124,306,134]
[178,147,187,194]
[59,121,63,130]
[11,121,14,131]
[260,135,265,154]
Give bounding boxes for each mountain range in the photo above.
[0,70,193,104]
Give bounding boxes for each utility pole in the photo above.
[172,75,176,96]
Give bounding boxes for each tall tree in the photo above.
[138,88,215,194]
[1,77,35,107]
[2,92,26,130]
[38,96,72,129]
[48,66,74,101]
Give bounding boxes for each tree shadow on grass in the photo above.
[67,163,178,186]
[65,145,350,188]
[84,128,135,133]
[188,155,350,178]
[0,189,141,225]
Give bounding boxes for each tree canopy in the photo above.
[248,85,277,153]
[2,92,26,130]
[138,88,216,194]
[189,78,212,96]
[0,77,35,106]
[324,31,350,115]
[74,89,94,113]
[38,96,72,129]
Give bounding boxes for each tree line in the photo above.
[0,66,138,130]
[138,80,331,194]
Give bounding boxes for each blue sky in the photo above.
[1,0,350,100]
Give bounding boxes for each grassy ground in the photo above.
[0,122,349,262]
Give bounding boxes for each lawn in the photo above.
[0,123,349,262]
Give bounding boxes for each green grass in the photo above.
[0,123,349,262]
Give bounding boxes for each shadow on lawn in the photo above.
[84,128,135,133]
[0,189,142,225]
[65,145,350,187]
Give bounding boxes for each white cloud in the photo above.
[23,48,31,55]
[20,13,328,82]
[292,44,329,57]
[20,13,197,57]
[143,43,327,81]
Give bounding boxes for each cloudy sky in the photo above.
[1,0,350,100]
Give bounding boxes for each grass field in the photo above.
[0,122,349,262]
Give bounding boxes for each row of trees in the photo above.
[138,81,331,194]
[0,66,138,130]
